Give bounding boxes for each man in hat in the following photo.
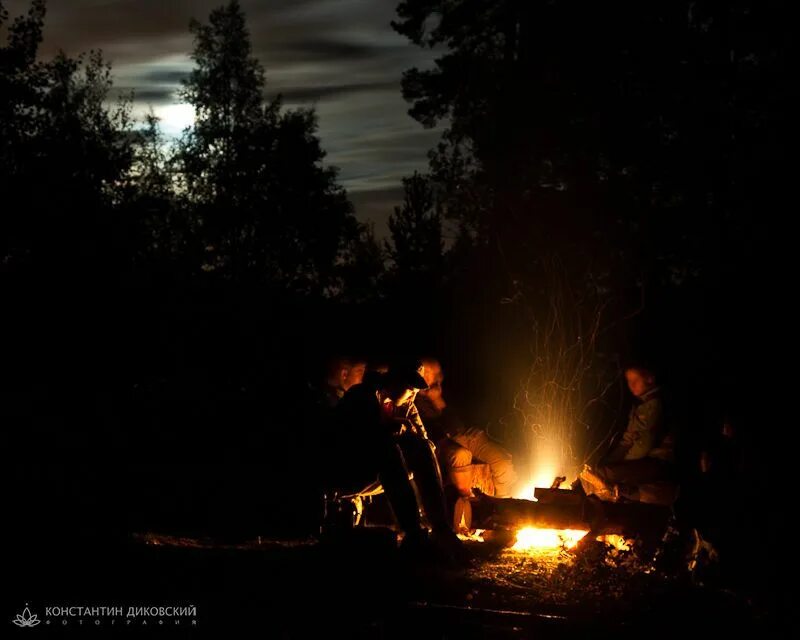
[335,362,465,561]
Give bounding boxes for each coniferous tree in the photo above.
[385,172,443,283]
[393,0,782,296]
[176,0,356,291]
[1,0,133,277]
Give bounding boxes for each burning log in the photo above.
[469,488,673,541]
[533,487,582,506]
[470,490,586,531]
[584,499,672,539]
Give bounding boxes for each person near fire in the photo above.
[318,356,367,408]
[416,358,518,499]
[580,363,676,502]
[334,361,467,563]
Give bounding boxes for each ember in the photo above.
[597,534,632,552]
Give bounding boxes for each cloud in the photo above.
[263,38,384,64]
[109,86,176,105]
[272,80,399,104]
[139,67,190,84]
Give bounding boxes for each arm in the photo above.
[618,396,664,461]
[603,396,664,463]
[399,401,429,439]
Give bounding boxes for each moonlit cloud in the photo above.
[2,0,441,233]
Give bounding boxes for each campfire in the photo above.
[500,475,590,552]
[462,475,633,554]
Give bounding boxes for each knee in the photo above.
[446,445,473,469]
[595,463,616,483]
[485,444,514,469]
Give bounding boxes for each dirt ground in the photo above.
[36,529,765,637]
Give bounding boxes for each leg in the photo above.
[376,439,425,536]
[598,458,672,485]
[597,458,673,501]
[438,437,474,498]
[397,436,470,566]
[455,429,518,498]
[397,435,451,533]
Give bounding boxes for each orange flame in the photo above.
[511,526,588,551]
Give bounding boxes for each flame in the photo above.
[514,467,576,499]
[516,471,561,498]
[514,481,538,500]
[457,529,486,542]
[596,534,631,551]
[511,526,588,551]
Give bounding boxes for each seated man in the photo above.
[416,359,517,498]
[318,356,367,408]
[334,362,465,560]
[580,363,676,503]
[684,413,744,561]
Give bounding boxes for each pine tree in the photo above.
[176,1,356,290]
[386,172,443,281]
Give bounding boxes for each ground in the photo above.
[8,528,770,637]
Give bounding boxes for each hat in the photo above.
[385,361,429,391]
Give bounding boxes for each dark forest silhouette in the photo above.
[3,1,786,613]
[1,0,360,291]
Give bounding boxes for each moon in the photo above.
[152,102,196,138]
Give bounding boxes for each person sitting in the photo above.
[333,362,466,562]
[416,359,517,499]
[580,363,676,503]
[684,413,745,572]
[318,356,367,408]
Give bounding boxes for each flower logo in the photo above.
[12,606,41,628]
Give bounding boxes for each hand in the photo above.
[397,420,420,436]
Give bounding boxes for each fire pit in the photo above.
[460,483,653,558]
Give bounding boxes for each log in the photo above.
[585,499,672,538]
[533,487,583,506]
[470,492,587,531]
[469,488,673,538]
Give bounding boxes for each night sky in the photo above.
[3,0,440,232]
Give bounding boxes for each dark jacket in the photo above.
[607,386,675,463]
[414,393,466,442]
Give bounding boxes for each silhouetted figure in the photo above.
[333,363,465,561]
[690,415,745,556]
[318,356,367,408]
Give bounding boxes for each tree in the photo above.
[385,172,443,283]
[337,222,386,302]
[116,112,190,279]
[394,1,784,293]
[176,0,356,291]
[1,0,49,268]
[1,0,134,278]
[393,0,788,476]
